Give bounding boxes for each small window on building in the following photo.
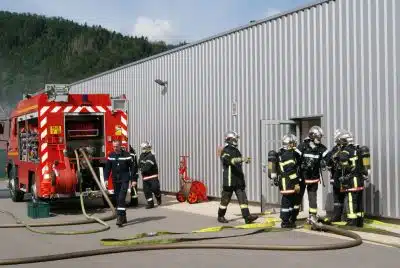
[0,122,4,135]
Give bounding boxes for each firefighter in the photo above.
[138,141,162,209]
[127,145,139,207]
[217,131,258,224]
[296,126,330,223]
[268,134,302,228]
[337,131,371,227]
[324,129,348,222]
[103,140,136,227]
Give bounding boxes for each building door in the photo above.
[260,119,299,213]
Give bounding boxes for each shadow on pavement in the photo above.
[124,216,166,226]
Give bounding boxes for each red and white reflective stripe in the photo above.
[59,106,110,113]
[280,189,295,194]
[39,106,50,180]
[41,164,50,180]
[42,105,110,114]
[305,178,320,184]
[143,174,158,180]
[345,187,364,192]
[120,112,128,144]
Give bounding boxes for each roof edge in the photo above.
[70,0,334,86]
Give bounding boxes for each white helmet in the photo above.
[224,131,240,147]
[309,126,324,144]
[282,133,297,149]
[339,130,354,145]
[334,128,346,144]
[140,141,152,152]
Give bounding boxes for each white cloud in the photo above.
[265,8,281,17]
[132,16,174,42]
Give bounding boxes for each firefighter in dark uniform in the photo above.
[217,131,258,224]
[268,134,302,228]
[138,141,162,209]
[296,126,330,223]
[324,129,348,222]
[103,140,136,227]
[337,131,371,227]
[127,145,139,207]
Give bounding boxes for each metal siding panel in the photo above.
[69,0,400,218]
[385,0,395,217]
[393,0,400,218]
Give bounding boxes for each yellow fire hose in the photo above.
[0,221,363,265]
[3,147,394,265]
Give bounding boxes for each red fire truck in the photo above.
[3,84,129,204]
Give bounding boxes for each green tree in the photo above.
[0,11,188,111]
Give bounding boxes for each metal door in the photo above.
[259,119,299,213]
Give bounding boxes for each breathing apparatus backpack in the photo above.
[356,145,371,177]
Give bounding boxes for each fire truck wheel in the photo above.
[8,164,24,202]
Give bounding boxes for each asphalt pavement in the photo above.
[0,181,399,268]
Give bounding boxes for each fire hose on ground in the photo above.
[0,148,117,235]
[0,147,384,265]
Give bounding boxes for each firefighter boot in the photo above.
[156,194,162,206]
[146,200,155,209]
[116,215,124,227]
[217,207,229,223]
[281,221,295,228]
[346,218,358,226]
[330,205,343,222]
[356,217,364,228]
[122,215,127,224]
[245,214,258,224]
[218,216,229,223]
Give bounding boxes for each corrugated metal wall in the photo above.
[70,0,400,218]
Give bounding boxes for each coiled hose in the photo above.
[0,148,117,234]
[0,148,364,265]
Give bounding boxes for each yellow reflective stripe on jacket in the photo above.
[231,157,242,164]
[349,156,358,167]
[222,153,230,159]
[279,159,295,172]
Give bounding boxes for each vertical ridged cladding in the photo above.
[70,0,400,218]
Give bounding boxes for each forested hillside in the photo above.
[0,11,186,112]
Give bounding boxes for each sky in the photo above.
[1,0,314,44]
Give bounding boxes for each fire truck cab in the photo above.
[3,84,129,204]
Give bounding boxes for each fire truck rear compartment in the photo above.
[65,114,106,194]
[65,114,105,158]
